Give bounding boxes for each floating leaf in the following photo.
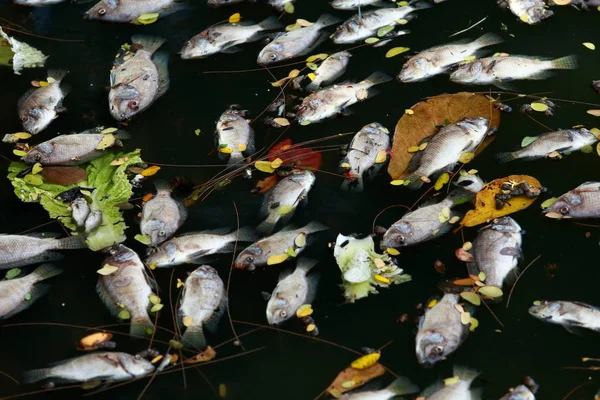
[46,76,56,84]
[117,310,131,320]
[587,110,600,117]
[374,274,390,284]
[255,160,275,173]
[373,258,385,269]
[404,109,414,115]
[397,0,408,5]
[590,127,600,137]
[77,332,113,351]
[351,352,380,370]
[271,77,290,87]
[460,291,481,306]
[365,37,380,44]
[377,25,395,37]
[151,355,163,364]
[375,150,387,164]
[407,146,420,153]
[478,285,503,298]
[23,174,43,186]
[273,117,290,126]
[97,264,118,276]
[306,323,316,332]
[219,147,233,154]
[267,254,289,265]
[296,304,313,318]
[81,380,102,390]
[278,205,294,215]
[530,102,549,112]
[288,69,300,78]
[13,149,27,157]
[299,120,311,126]
[284,2,295,13]
[38,81,49,87]
[458,152,474,164]
[453,277,475,286]
[434,173,450,190]
[445,376,460,386]
[581,144,594,154]
[169,339,184,349]
[150,303,164,312]
[177,278,184,288]
[134,13,159,25]
[194,129,201,136]
[270,158,283,169]
[478,272,486,281]
[286,23,300,31]
[521,136,537,147]
[386,248,400,256]
[306,53,328,63]
[183,346,217,364]
[307,73,317,81]
[100,127,118,134]
[462,241,473,251]
[540,197,557,209]
[385,47,410,58]
[13,132,31,139]
[519,13,530,23]
[32,162,43,175]
[285,246,297,257]
[390,180,404,185]
[5,268,21,280]
[294,232,306,248]
[460,311,471,325]
[583,42,596,50]
[24,293,32,301]
[297,19,313,27]
[533,300,542,306]
[463,55,476,62]
[356,88,368,100]
[228,13,241,23]
[236,143,247,152]
[219,384,227,398]
[149,295,161,305]
[134,234,152,245]
[469,317,479,332]
[306,62,318,70]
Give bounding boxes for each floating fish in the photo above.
[331,0,390,10]
[498,0,553,25]
[14,0,66,5]
[419,366,481,399]
[85,0,185,23]
[0,233,86,270]
[306,51,352,92]
[529,300,600,334]
[215,106,255,165]
[543,181,600,219]
[140,180,187,246]
[499,384,536,400]
[340,377,420,400]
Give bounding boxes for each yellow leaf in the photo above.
[418,142,428,151]
[386,248,400,256]
[385,47,410,58]
[46,77,56,84]
[267,254,289,265]
[434,173,450,190]
[444,376,460,386]
[140,165,161,176]
[530,102,549,112]
[255,160,275,173]
[407,146,420,153]
[238,143,247,152]
[177,278,184,288]
[478,272,486,282]
[351,352,380,370]
[404,109,414,115]
[299,120,311,126]
[39,81,49,87]
[100,127,118,134]
[13,132,32,139]
[13,149,27,157]
[375,150,387,164]
[469,317,479,332]
[182,316,193,327]
[117,310,130,320]
[365,37,380,44]
[296,304,313,318]
[96,134,116,150]
[479,286,503,298]
[590,127,600,138]
[458,152,475,163]
[463,55,476,62]
[284,2,294,13]
[373,258,385,269]
[31,163,43,175]
[306,53,328,63]
[150,304,164,312]
[306,62,318,71]
[271,77,290,87]
[427,299,438,308]
[219,384,227,398]
[519,13,529,23]
[288,69,300,78]
[377,25,395,38]
[228,13,241,23]
[390,180,404,186]
[583,42,596,50]
[460,311,471,325]
[395,19,408,25]
[135,234,152,245]
[356,88,368,100]
[134,13,159,25]
[149,295,161,305]
[462,241,473,251]
[397,0,408,5]
[460,291,481,306]
[151,355,163,364]
[278,205,294,215]
[270,158,283,169]
[374,274,390,284]
[97,264,118,276]
[307,73,317,81]
[273,117,290,126]
[587,110,600,117]
[294,232,306,247]
[296,19,313,27]
[219,147,233,154]
[306,323,316,332]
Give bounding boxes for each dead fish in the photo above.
[340,122,390,192]
[403,117,490,189]
[72,198,91,228]
[529,300,600,334]
[340,377,420,400]
[207,0,256,6]
[269,0,294,12]
[181,17,283,59]
[14,0,66,5]
[257,14,340,65]
[109,35,169,121]
[495,128,598,163]
[415,293,469,366]
[398,33,503,82]
[179,265,227,349]
[22,129,130,166]
[145,226,258,268]
[470,217,523,288]
[450,55,577,87]
[266,258,319,325]
[543,181,600,219]
[499,384,536,400]
[498,0,553,25]
[96,244,156,336]
[332,3,430,44]
[235,221,328,271]
[420,366,481,399]
[306,51,352,92]
[140,179,187,246]
[84,210,103,233]
[18,69,69,135]
[23,352,154,385]
[215,106,255,165]
[257,170,316,235]
[0,264,63,319]
[0,233,86,270]
[296,71,392,125]
[85,0,184,22]
[331,0,390,10]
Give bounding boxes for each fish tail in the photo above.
[256,212,281,235]
[181,325,207,349]
[453,366,480,385]
[551,55,577,70]
[54,234,87,250]
[47,68,69,82]
[23,368,52,384]
[305,79,320,92]
[315,13,341,28]
[386,376,420,396]
[257,16,284,31]
[229,226,260,242]
[153,178,172,193]
[494,151,517,163]
[472,32,503,49]
[131,35,166,54]
[362,71,392,87]
[130,315,154,338]
[30,263,64,282]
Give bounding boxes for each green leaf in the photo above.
[117,310,131,320]
[580,144,594,154]
[23,174,43,186]
[169,339,184,349]
[540,197,557,209]
[460,291,481,306]
[285,246,297,257]
[520,136,537,147]
[283,2,295,13]
[24,293,32,301]
[278,205,294,215]
[5,268,21,280]
[365,37,380,44]
[478,286,503,298]
[135,234,152,245]
[376,25,395,37]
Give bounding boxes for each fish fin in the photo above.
[24,232,61,239]
[495,151,517,163]
[314,13,341,29]
[47,68,69,82]
[278,267,294,281]
[221,45,243,54]
[181,325,207,349]
[179,228,231,237]
[419,380,444,398]
[466,261,479,276]
[30,263,64,282]
[22,368,53,384]
[204,296,227,333]
[131,35,166,54]
[153,179,172,193]
[297,31,330,58]
[54,234,87,250]
[113,130,131,140]
[152,52,170,99]
[563,324,584,336]
[2,283,51,320]
[362,71,392,86]
[17,88,37,108]
[228,226,260,242]
[295,257,318,274]
[386,376,420,396]
[58,81,72,99]
[177,200,188,224]
[305,80,321,92]
[453,366,480,385]
[257,16,284,31]
[302,220,329,234]
[130,315,154,337]
[551,55,577,70]
[472,32,504,49]
[279,224,299,232]
[499,247,520,256]
[256,212,281,235]
[493,80,518,91]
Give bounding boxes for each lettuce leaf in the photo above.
[8,149,143,251]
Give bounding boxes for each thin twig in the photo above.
[524,113,555,132]
[481,298,504,327]
[506,254,542,308]
[449,16,488,37]
[0,370,20,385]
[562,378,597,400]
[1,26,84,42]
[226,201,244,351]
[371,204,411,232]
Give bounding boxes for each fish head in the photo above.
[180,36,217,60]
[22,142,54,164]
[415,331,449,367]
[528,301,560,321]
[544,192,582,219]
[144,242,176,267]
[266,296,292,325]
[234,246,263,271]
[460,117,490,136]
[119,355,155,377]
[490,216,521,233]
[85,0,124,21]
[20,107,48,135]
[381,223,413,248]
[576,128,599,145]
[257,42,285,66]
[331,20,359,44]
[450,60,483,83]
[398,57,431,82]
[190,265,219,280]
[331,51,352,61]
[109,86,144,121]
[291,170,316,188]
[507,385,536,400]
[142,220,174,246]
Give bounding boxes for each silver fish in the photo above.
[14,0,65,5]
[470,217,523,288]
[420,367,481,400]
[235,221,328,271]
[85,0,182,22]
[340,122,390,192]
[332,3,430,44]
[331,0,390,10]
[179,265,227,349]
[181,17,283,59]
[398,33,503,82]
[207,0,256,6]
[415,293,469,366]
[450,55,577,86]
[0,264,63,319]
[543,181,600,219]
[529,300,600,334]
[495,128,597,163]
[403,117,490,189]
[23,352,154,384]
[296,72,392,125]
[340,377,420,400]
[22,129,130,166]
[145,227,258,268]
[72,198,90,228]
[266,258,319,325]
[215,106,255,165]
[499,384,536,400]
[500,0,553,25]
[257,14,340,65]
[109,35,169,121]
[96,245,156,336]
[0,233,86,270]
[18,69,69,135]
[306,51,352,91]
[140,180,187,246]
[257,170,316,235]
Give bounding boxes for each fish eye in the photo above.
[159,230,166,237]
[246,256,254,263]
[269,53,277,61]
[279,310,287,318]
[128,100,139,110]
[20,116,29,122]
[395,235,405,243]
[34,154,42,161]
[433,345,444,355]
[559,206,570,215]
[98,8,106,15]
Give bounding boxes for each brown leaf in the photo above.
[41,166,88,185]
[453,278,476,286]
[388,92,501,180]
[327,363,385,398]
[455,248,474,262]
[183,346,217,365]
[254,175,281,194]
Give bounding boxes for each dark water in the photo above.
[0,0,599,399]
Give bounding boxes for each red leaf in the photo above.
[254,175,281,194]
[267,139,322,171]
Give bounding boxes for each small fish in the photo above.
[181,17,283,59]
[179,265,227,349]
[257,170,316,235]
[23,352,155,385]
[306,51,352,92]
[415,293,469,366]
[109,35,169,121]
[269,0,294,12]
[96,245,156,336]
[140,179,187,246]
[85,0,183,22]
[495,128,598,163]
[235,221,328,271]
[420,366,481,399]
[500,0,553,25]
[22,129,130,166]
[72,198,91,228]
[332,3,431,44]
[340,377,420,400]
[215,106,255,165]
[499,384,536,400]
[266,258,319,325]
[18,69,69,135]
[331,0,389,10]
[257,14,340,65]
[450,55,577,87]
[0,233,86,270]
[398,33,503,82]
[529,300,600,334]
[340,122,390,192]
[543,182,600,219]
[145,227,258,268]
[403,117,490,189]
[207,0,256,6]
[0,264,63,320]
[470,217,523,288]
[296,71,392,125]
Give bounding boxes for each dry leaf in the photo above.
[587,110,600,117]
[294,232,306,247]
[375,150,387,163]
[530,102,549,112]
[273,117,290,126]
[327,363,385,398]
[182,316,193,327]
[255,160,276,173]
[288,69,300,78]
[583,42,596,50]
[296,304,313,318]
[41,166,87,185]
[183,346,217,365]
[453,277,475,286]
[267,254,289,265]
[77,332,113,351]
[478,285,503,298]
[460,291,481,306]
